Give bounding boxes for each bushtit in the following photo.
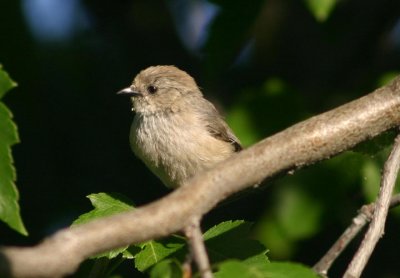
[118,65,242,189]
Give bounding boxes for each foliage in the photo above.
[149,259,182,278]
[72,193,135,259]
[304,0,338,21]
[72,192,135,226]
[134,236,186,272]
[2,0,400,277]
[72,197,319,277]
[215,261,319,278]
[0,67,27,235]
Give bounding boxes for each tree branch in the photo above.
[313,193,400,276]
[184,217,213,278]
[344,131,400,278]
[1,77,400,278]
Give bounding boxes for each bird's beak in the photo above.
[116,87,142,97]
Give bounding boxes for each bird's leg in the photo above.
[183,216,213,278]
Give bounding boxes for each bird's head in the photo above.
[117,65,201,114]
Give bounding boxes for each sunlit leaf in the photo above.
[72,192,135,259]
[72,192,134,226]
[227,78,305,147]
[0,66,27,235]
[134,236,186,272]
[377,72,400,87]
[136,220,269,273]
[204,220,268,264]
[226,105,260,147]
[276,186,322,240]
[149,259,182,278]
[0,66,17,99]
[215,260,319,278]
[361,159,381,202]
[304,0,338,22]
[253,216,295,259]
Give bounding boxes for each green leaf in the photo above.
[215,260,319,278]
[226,105,260,147]
[215,260,260,278]
[93,246,131,260]
[72,192,134,226]
[89,245,141,261]
[276,186,322,240]
[304,0,338,22]
[361,159,381,202]
[261,262,320,278]
[227,79,306,147]
[72,192,135,259]
[149,259,182,278]
[204,220,268,264]
[123,245,141,259]
[0,66,17,100]
[253,180,325,259]
[253,216,295,259]
[136,220,268,273]
[360,147,400,202]
[377,71,400,87]
[135,236,186,272]
[0,67,27,235]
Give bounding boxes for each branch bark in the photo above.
[313,194,400,276]
[344,131,400,278]
[184,217,213,278]
[1,77,400,278]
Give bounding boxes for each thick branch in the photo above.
[1,77,400,278]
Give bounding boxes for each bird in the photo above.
[117,65,242,189]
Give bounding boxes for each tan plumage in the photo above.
[118,65,241,188]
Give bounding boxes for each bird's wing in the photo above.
[196,98,242,152]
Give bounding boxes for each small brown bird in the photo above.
[118,65,242,189]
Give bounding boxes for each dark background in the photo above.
[1,0,400,277]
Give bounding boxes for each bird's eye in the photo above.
[147,85,158,94]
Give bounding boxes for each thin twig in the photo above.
[184,217,213,278]
[344,131,400,278]
[313,193,400,276]
[182,253,192,278]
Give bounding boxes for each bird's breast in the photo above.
[130,112,234,188]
